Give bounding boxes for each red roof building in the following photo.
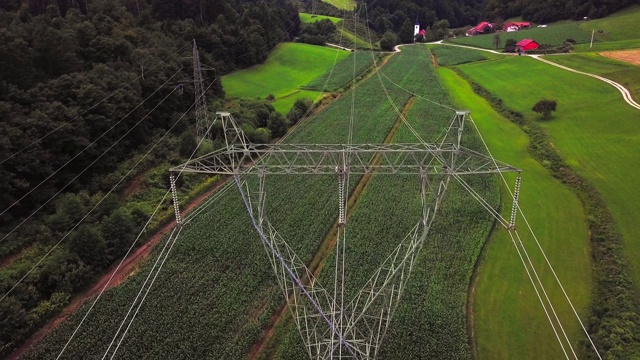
[503,21,531,31]
[466,22,495,36]
[516,39,539,51]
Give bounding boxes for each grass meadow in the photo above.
[299,12,342,24]
[438,67,592,359]
[322,0,356,10]
[222,43,349,112]
[457,56,640,295]
[542,52,640,102]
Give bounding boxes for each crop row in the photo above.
[303,51,377,92]
[271,45,499,359]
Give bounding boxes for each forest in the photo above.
[0,0,300,355]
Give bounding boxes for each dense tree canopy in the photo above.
[0,0,301,355]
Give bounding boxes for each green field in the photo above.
[270,44,498,359]
[449,23,593,49]
[430,46,492,66]
[438,67,592,359]
[303,51,377,91]
[456,56,640,354]
[542,53,640,101]
[322,0,356,10]
[339,28,375,49]
[299,12,341,24]
[222,43,349,112]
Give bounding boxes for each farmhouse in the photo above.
[503,21,532,32]
[516,39,539,52]
[466,22,497,36]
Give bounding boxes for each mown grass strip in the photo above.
[439,67,592,359]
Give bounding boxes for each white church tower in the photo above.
[414,17,420,38]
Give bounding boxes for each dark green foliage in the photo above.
[299,19,337,45]
[286,97,313,125]
[0,0,302,356]
[100,208,135,261]
[532,99,558,118]
[482,0,640,23]
[380,31,397,51]
[267,112,288,138]
[69,224,107,268]
[178,131,197,157]
[457,70,640,358]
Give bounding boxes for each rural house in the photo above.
[466,22,497,36]
[516,39,539,52]
[503,21,532,32]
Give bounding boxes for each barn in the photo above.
[503,21,531,31]
[466,22,495,36]
[516,39,539,52]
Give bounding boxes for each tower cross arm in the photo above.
[169,143,520,175]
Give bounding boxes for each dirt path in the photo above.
[248,96,416,359]
[8,178,231,360]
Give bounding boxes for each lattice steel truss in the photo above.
[193,40,209,139]
[170,112,521,359]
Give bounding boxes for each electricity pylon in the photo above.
[171,111,521,359]
[193,40,208,139]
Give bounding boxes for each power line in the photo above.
[0,68,183,219]
[0,78,216,304]
[0,69,183,247]
[467,115,602,358]
[0,43,190,166]
[98,111,247,359]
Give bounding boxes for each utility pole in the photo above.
[193,40,209,140]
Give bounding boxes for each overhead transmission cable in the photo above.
[360,2,574,356]
[0,43,190,166]
[54,78,220,358]
[0,76,198,303]
[467,116,602,359]
[0,68,184,237]
[96,105,222,360]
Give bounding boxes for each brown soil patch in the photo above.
[8,178,231,360]
[601,50,640,66]
[431,53,439,67]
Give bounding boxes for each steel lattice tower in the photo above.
[171,111,521,359]
[193,40,209,139]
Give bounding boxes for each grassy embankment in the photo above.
[321,0,356,11]
[222,43,349,113]
[448,22,593,49]
[457,55,640,358]
[449,6,640,52]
